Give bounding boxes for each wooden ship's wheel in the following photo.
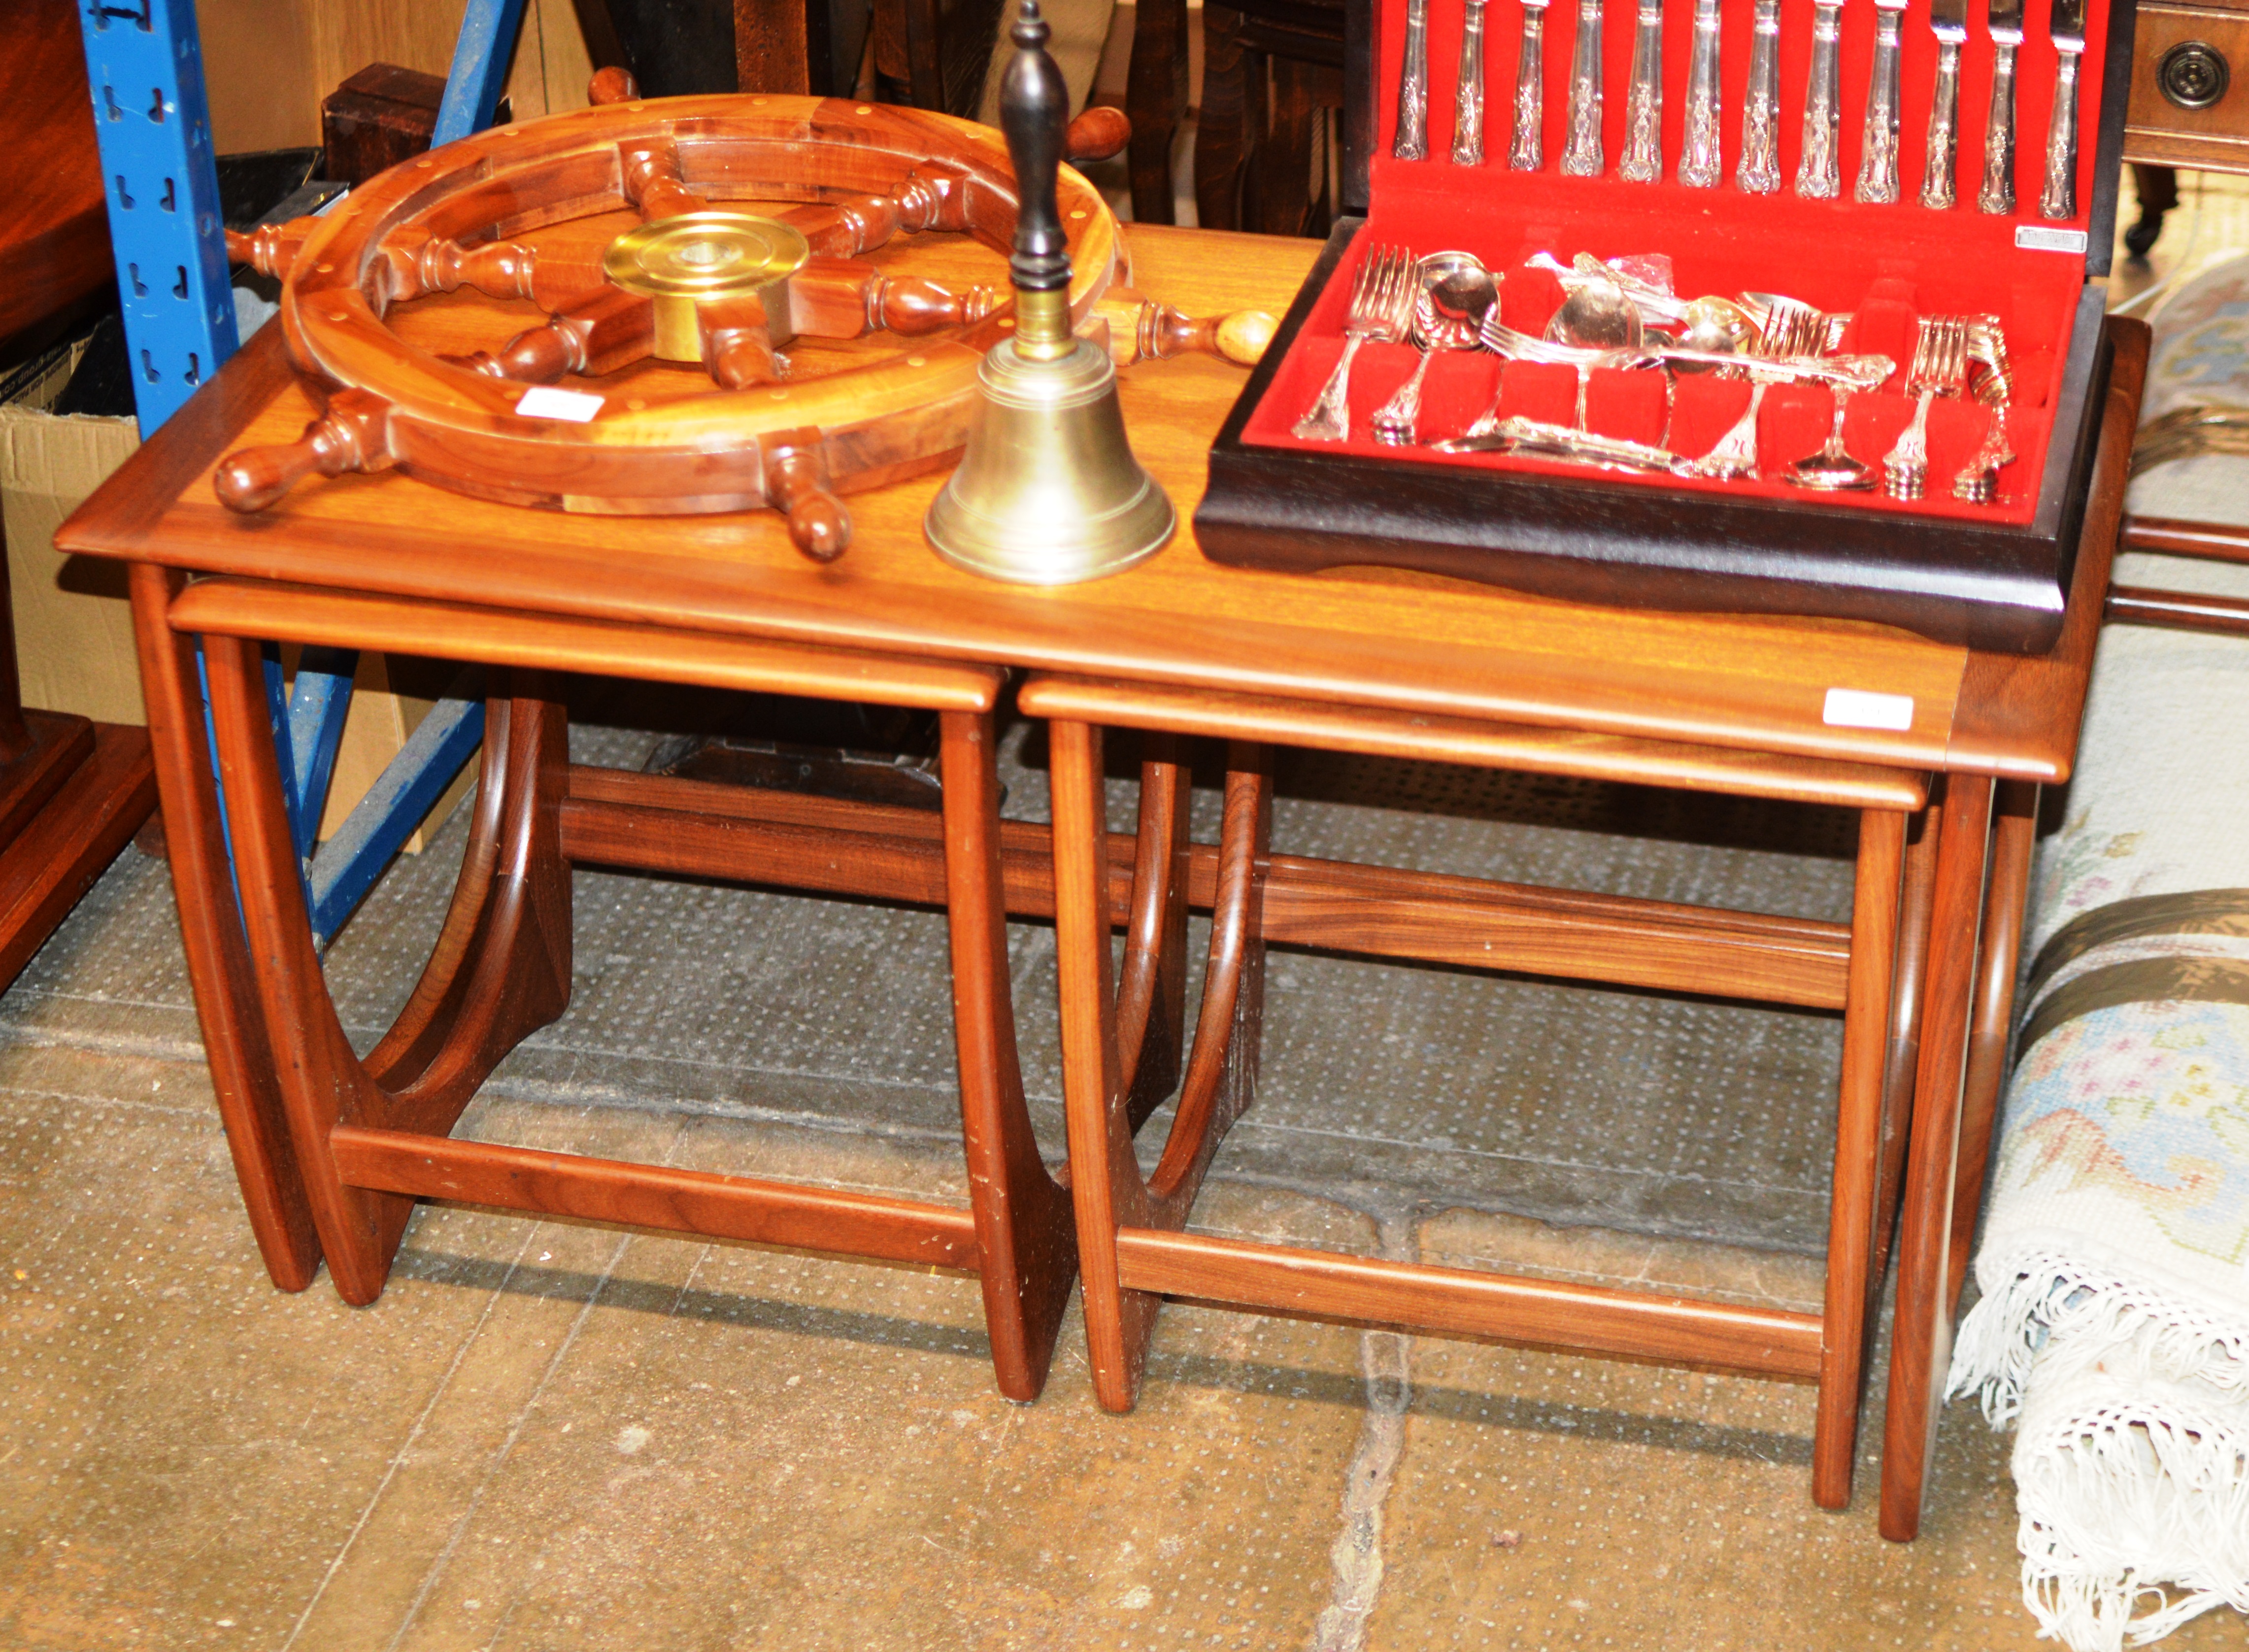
[219,70,1269,561]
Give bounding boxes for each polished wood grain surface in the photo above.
[62,226,2007,778]
[331,1124,983,1267]
[1114,1228,1827,1377]
[0,0,111,350]
[169,577,1006,712]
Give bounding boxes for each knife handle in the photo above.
[1395,0,1431,159]
[1979,41,2017,213]
[1509,6,1548,169]
[1678,0,1724,185]
[1919,37,1961,207]
[1795,2,1844,198]
[2039,50,2081,218]
[1854,6,1904,202]
[1560,0,1605,175]
[1738,0,1783,192]
[1618,0,1664,180]
[1452,0,1489,163]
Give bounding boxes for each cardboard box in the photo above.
[1,354,472,851]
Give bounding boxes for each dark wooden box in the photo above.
[1196,0,2137,651]
[322,64,510,189]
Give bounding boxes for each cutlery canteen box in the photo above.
[1193,0,2136,651]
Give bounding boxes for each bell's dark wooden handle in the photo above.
[1001,0,1071,293]
[1064,105,1131,163]
[763,432,851,562]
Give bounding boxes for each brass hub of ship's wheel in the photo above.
[603,211,812,359]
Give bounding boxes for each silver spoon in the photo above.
[1374,252,1499,445]
[1545,276,1644,349]
[1544,276,1642,431]
[1785,387,1876,490]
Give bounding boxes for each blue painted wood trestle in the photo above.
[78,0,524,944]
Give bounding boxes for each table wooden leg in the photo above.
[128,565,320,1292]
[1879,772,1994,1542]
[938,708,1081,1400]
[1054,720,1271,1410]
[1811,806,1906,1510]
[202,638,571,1305]
[1947,779,2039,1317]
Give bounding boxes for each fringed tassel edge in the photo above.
[2014,1401,2249,1651]
[1947,1250,2249,1426]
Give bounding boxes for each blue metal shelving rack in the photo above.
[78,0,526,944]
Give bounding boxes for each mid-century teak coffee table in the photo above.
[57,219,2148,1541]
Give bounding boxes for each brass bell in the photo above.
[924,0,1175,584]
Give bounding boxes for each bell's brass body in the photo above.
[603,212,810,362]
[924,333,1176,584]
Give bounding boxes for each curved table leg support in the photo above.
[1053,721,1272,1412]
[1873,795,1943,1289]
[1947,779,2038,1317]
[128,566,320,1292]
[203,638,573,1305]
[940,710,1081,1400]
[1117,740,1191,1130]
[1880,773,1995,1542]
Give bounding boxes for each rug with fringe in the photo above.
[1947,254,2249,1652]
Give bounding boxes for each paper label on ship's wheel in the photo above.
[1822,687,1915,731]
[517,386,604,422]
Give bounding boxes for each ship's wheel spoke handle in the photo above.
[466,287,655,383]
[697,297,784,389]
[213,389,394,512]
[762,429,851,562]
[1092,290,1277,367]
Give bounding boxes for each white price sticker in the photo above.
[1822,688,1915,731]
[516,386,604,422]
[2014,225,2088,254]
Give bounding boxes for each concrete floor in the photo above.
[9,709,2241,1652]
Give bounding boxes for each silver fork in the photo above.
[1686,299,1823,479]
[1293,247,1412,442]
[1463,315,1624,438]
[1881,317,1969,499]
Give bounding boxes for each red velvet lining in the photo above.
[1240,0,2112,525]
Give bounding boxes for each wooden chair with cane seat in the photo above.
[1018,673,1942,1509]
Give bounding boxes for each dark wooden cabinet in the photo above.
[2124,0,2249,170]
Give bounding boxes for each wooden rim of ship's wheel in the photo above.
[216,76,1266,561]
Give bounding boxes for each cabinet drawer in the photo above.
[2126,4,2249,171]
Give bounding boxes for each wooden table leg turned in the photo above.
[1880,772,1997,1541]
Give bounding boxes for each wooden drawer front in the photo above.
[2126,5,2249,171]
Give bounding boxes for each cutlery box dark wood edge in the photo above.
[1197,0,2139,656]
